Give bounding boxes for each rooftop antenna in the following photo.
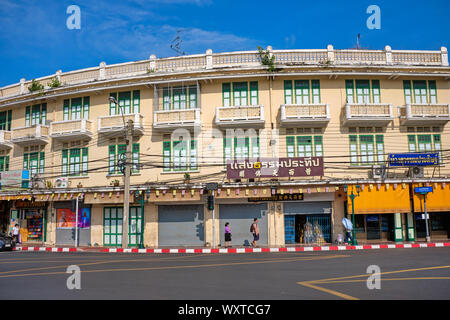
[170,29,186,56]
[349,34,369,50]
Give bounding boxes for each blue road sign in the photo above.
[414,186,433,194]
[388,153,439,167]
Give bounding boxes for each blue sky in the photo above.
[0,0,449,87]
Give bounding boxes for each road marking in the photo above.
[299,281,359,300]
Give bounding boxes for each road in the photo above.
[0,248,449,300]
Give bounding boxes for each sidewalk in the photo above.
[13,241,450,254]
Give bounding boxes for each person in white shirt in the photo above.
[12,224,20,243]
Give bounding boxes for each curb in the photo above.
[13,242,450,254]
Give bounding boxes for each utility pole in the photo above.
[122,119,133,248]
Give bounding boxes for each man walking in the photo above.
[250,218,259,247]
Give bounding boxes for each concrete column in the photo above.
[144,203,158,247]
[90,205,104,247]
[99,62,106,80]
[441,47,448,66]
[20,78,26,94]
[332,192,346,243]
[206,49,213,69]
[56,70,62,82]
[204,202,220,247]
[385,45,392,65]
[45,202,56,245]
[327,44,334,63]
[149,54,157,72]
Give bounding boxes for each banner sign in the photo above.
[388,153,439,167]
[0,170,30,187]
[227,157,324,179]
[56,208,91,229]
[248,193,304,202]
[414,186,433,194]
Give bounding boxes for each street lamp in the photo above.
[344,184,361,245]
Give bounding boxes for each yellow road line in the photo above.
[299,281,359,300]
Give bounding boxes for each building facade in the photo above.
[0,45,449,247]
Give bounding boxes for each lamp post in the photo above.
[345,184,360,245]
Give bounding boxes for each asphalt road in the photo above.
[0,248,449,300]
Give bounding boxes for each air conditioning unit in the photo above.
[370,165,386,179]
[31,175,46,189]
[54,177,69,188]
[409,166,424,178]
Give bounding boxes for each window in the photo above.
[108,143,140,174]
[0,110,12,131]
[284,80,321,104]
[295,80,310,104]
[62,147,88,176]
[223,136,259,165]
[26,103,46,126]
[109,91,140,115]
[0,156,9,172]
[63,97,89,121]
[375,135,385,164]
[103,207,123,247]
[311,80,321,104]
[286,135,323,157]
[23,152,45,176]
[223,81,259,106]
[403,80,438,104]
[349,134,383,166]
[346,80,380,104]
[409,133,443,163]
[162,139,197,172]
[284,81,293,104]
[349,135,358,165]
[359,135,375,165]
[161,86,196,110]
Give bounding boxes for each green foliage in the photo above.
[28,79,44,92]
[47,76,61,88]
[184,172,191,181]
[257,46,276,72]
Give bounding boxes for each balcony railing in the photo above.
[50,119,93,141]
[1,46,447,100]
[0,130,12,149]
[344,103,393,125]
[280,104,330,126]
[400,104,450,125]
[98,113,144,136]
[11,124,49,145]
[153,108,201,130]
[215,105,265,127]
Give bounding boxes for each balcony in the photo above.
[215,105,265,127]
[280,104,330,126]
[0,131,13,149]
[344,103,393,126]
[153,108,201,130]
[11,124,49,145]
[98,113,144,137]
[50,119,93,141]
[400,104,450,125]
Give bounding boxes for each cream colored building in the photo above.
[0,45,449,247]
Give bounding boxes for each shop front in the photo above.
[15,199,48,243]
[54,201,92,246]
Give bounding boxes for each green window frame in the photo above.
[433,134,442,163]
[83,96,90,119]
[25,106,31,127]
[314,136,323,157]
[103,207,123,247]
[233,82,248,106]
[346,80,355,103]
[403,80,413,104]
[62,148,88,177]
[0,110,12,131]
[295,80,310,104]
[234,137,249,159]
[163,141,171,171]
[286,136,295,157]
[349,135,358,165]
[413,80,428,104]
[31,104,40,126]
[108,145,116,174]
[189,86,197,109]
[375,135,384,164]
[284,80,293,104]
[223,137,232,166]
[24,152,44,176]
[428,81,437,104]
[190,140,197,170]
[251,137,260,158]
[69,148,81,176]
[118,91,132,114]
[408,135,417,152]
[63,99,70,121]
[173,140,188,171]
[71,97,82,120]
[222,83,231,107]
[173,87,187,110]
[163,87,171,110]
[372,80,381,104]
[359,135,375,165]
[128,207,143,246]
[297,136,313,157]
[109,93,117,115]
[417,134,432,152]
[132,90,140,113]
[355,80,371,104]
[0,156,9,172]
[132,143,140,173]
[250,81,258,105]
[62,149,68,176]
[311,80,321,104]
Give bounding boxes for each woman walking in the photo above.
[224,222,232,248]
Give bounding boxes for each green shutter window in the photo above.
[110,93,117,115]
[408,135,416,152]
[31,105,40,126]
[163,141,171,171]
[428,81,437,104]
[222,83,231,107]
[82,147,88,175]
[433,134,442,163]
[163,87,171,110]
[62,149,68,176]
[235,137,249,159]
[295,80,310,104]
[286,136,295,157]
[311,80,321,104]
[83,97,90,119]
[132,143,140,173]
[372,80,381,104]
[360,135,375,165]
[23,153,29,171]
[376,135,384,164]
[233,82,248,106]
[69,148,81,176]
[250,81,258,105]
[71,98,82,120]
[25,106,31,127]
[251,137,259,158]
[349,135,358,165]
[417,135,432,151]
[0,111,7,131]
[39,152,45,174]
[314,136,323,157]
[189,86,197,109]
[413,81,428,104]
[63,99,70,121]
[132,91,140,113]
[346,80,355,104]
[118,92,131,114]
[223,138,232,166]
[355,80,371,104]
[103,207,123,247]
[403,80,412,104]
[190,140,197,170]
[5,156,9,172]
[109,145,116,174]
[284,80,293,104]
[173,87,186,110]
[41,103,47,125]
[29,152,38,176]
[173,140,187,171]
[7,110,12,131]
[297,136,313,157]
[0,157,5,172]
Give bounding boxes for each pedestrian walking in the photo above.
[12,224,20,244]
[224,222,232,248]
[250,218,259,247]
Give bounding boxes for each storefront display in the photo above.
[15,200,47,242]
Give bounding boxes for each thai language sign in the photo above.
[388,153,439,167]
[248,193,304,202]
[227,157,324,179]
[0,170,29,187]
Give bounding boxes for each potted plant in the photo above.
[110,179,120,187]
[184,172,191,184]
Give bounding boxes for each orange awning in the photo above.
[413,183,450,212]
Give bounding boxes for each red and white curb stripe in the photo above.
[13,242,450,254]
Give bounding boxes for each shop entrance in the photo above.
[284,214,331,244]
